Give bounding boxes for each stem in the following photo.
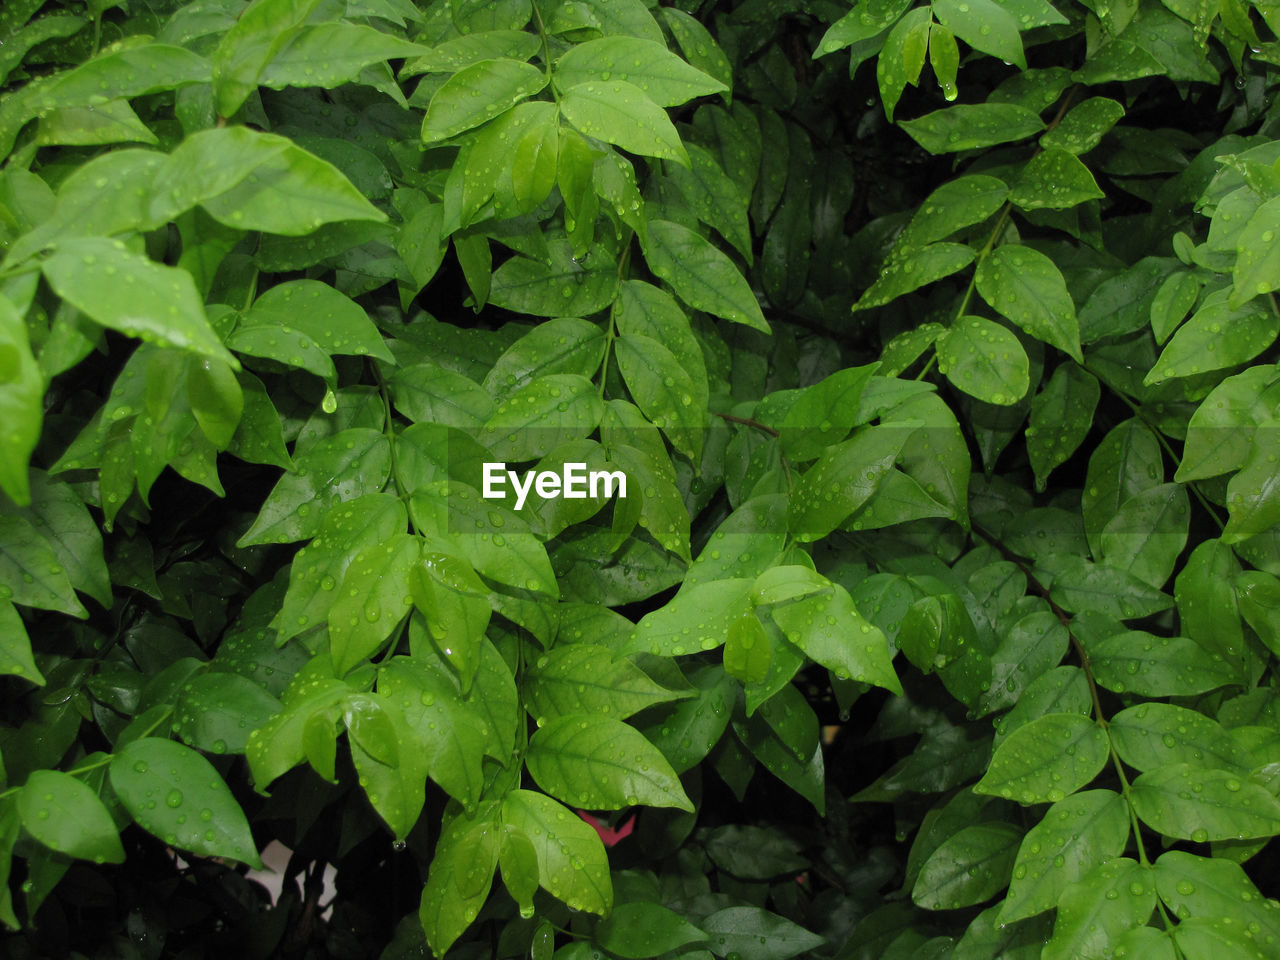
[714,412,779,437]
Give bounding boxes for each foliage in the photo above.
[2,0,1280,957]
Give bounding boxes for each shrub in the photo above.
[2,0,1280,957]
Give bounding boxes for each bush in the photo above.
[3,0,1280,957]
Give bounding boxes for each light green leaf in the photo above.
[640,219,767,330]
[659,8,733,99]
[259,22,424,90]
[876,7,930,122]
[560,79,689,164]
[110,737,262,868]
[17,770,123,864]
[0,294,42,506]
[615,334,703,460]
[1153,851,1280,944]
[43,239,234,367]
[1099,483,1189,589]
[501,789,612,914]
[238,429,391,546]
[554,36,726,107]
[422,59,547,143]
[975,244,1082,361]
[400,30,540,77]
[663,142,752,261]
[329,535,419,675]
[176,672,282,755]
[932,0,1025,68]
[0,512,86,617]
[0,601,42,684]
[815,0,913,56]
[1177,368,1279,482]
[1130,764,1280,841]
[779,364,879,462]
[1009,148,1106,209]
[527,644,685,722]
[346,693,428,839]
[479,374,604,462]
[975,713,1109,805]
[1001,789,1130,923]
[937,315,1030,405]
[1224,440,1280,544]
[770,583,902,694]
[211,0,320,116]
[419,804,499,955]
[151,127,386,235]
[392,362,493,430]
[238,280,394,364]
[900,103,1045,154]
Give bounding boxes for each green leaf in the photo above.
[526,714,693,811]
[659,8,733,101]
[975,244,1082,362]
[502,789,611,914]
[937,315,1030,405]
[1153,851,1280,944]
[932,0,1025,68]
[1178,368,1278,482]
[401,30,540,77]
[272,494,406,643]
[900,103,1045,154]
[259,22,424,91]
[928,24,959,101]
[701,906,826,960]
[1043,858,1155,960]
[1108,703,1249,774]
[392,362,493,430]
[1086,630,1236,697]
[1001,789,1130,923]
[329,534,419,675]
[422,59,547,143]
[0,293,41,506]
[790,423,913,541]
[0,512,86,617]
[239,429,391,546]
[560,79,688,164]
[17,769,123,864]
[210,0,319,116]
[479,374,604,462]
[1129,764,1280,841]
[725,612,771,684]
[488,245,619,318]
[595,902,706,959]
[237,280,394,364]
[1150,271,1200,344]
[770,583,902,694]
[482,318,606,402]
[912,821,1022,910]
[1224,440,1280,544]
[527,644,685,722]
[663,142,753,261]
[898,175,1009,248]
[1027,362,1100,492]
[779,364,879,462]
[1232,196,1280,308]
[1009,149,1106,210]
[1237,570,1280,656]
[419,804,499,955]
[1145,293,1278,385]
[0,601,42,684]
[554,37,726,107]
[615,334,703,460]
[153,127,386,235]
[1099,483,1189,589]
[641,664,735,773]
[1040,97,1125,154]
[975,713,1109,805]
[345,693,428,839]
[110,737,262,868]
[639,219,768,331]
[815,0,912,56]
[876,7,930,123]
[43,239,234,368]
[176,672,282,755]
[1080,419,1164,555]
[854,242,976,310]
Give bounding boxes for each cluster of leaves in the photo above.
[3,0,1280,958]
